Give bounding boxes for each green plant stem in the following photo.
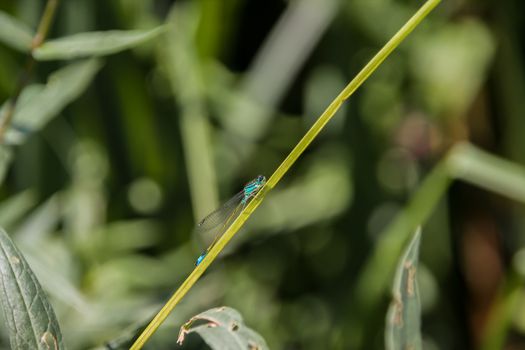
[32,0,59,48]
[265,0,441,190]
[351,142,525,348]
[129,0,440,348]
[0,0,59,142]
[354,157,451,313]
[480,270,523,350]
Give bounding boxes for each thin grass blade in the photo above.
[33,27,164,60]
[129,1,440,348]
[385,227,422,350]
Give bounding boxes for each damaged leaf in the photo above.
[178,307,268,350]
[385,227,422,350]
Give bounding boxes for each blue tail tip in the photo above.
[195,253,206,266]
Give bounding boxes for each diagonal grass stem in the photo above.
[130,0,440,348]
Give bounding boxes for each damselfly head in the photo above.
[255,175,266,186]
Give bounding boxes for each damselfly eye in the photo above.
[257,175,265,183]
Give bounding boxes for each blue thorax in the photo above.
[241,175,266,205]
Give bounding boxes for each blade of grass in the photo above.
[223,0,339,144]
[354,157,450,313]
[447,143,525,202]
[33,27,164,60]
[163,3,219,220]
[129,0,441,348]
[265,0,440,189]
[351,142,525,347]
[385,228,422,350]
[480,270,523,350]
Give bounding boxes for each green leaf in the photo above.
[177,307,269,350]
[33,27,164,60]
[4,59,103,145]
[385,227,422,350]
[0,11,34,52]
[8,196,92,322]
[0,145,13,185]
[448,142,525,204]
[0,227,64,349]
[0,190,36,230]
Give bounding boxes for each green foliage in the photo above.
[34,27,164,61]
[0,190,35,230]
[0,11,33,52]
[410,19,495,117]
[5,59,102,145]
[353,143,525,347]
[355,154,449,315]
[385,228,422,350]
[0,145,11,185]
[131,1,440,347]
[448,143,525,203]
[0,227,64,350]
[480,271,523,350]
[177,307,269,350]
[0,0,523,349]
[162,2,219,220]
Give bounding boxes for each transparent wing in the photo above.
[194,191,244,237]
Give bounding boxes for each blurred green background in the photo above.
[0,0,524,349]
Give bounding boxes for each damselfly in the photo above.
[194,175,266,266]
